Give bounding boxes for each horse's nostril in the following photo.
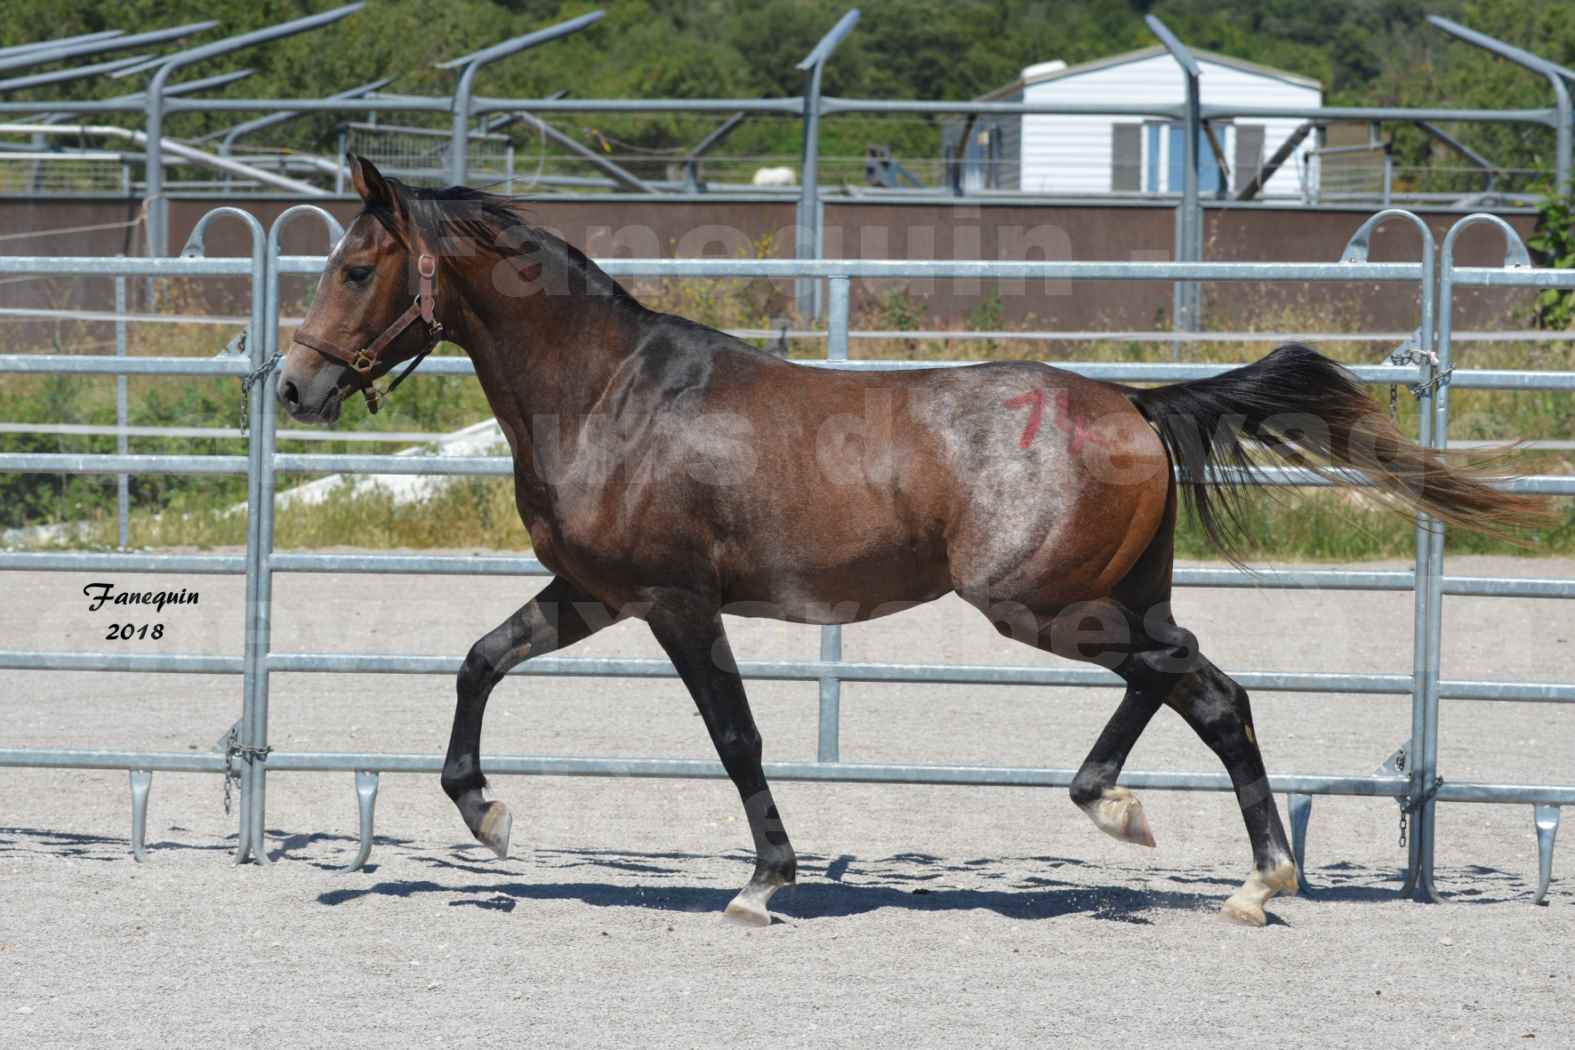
[280,378,300,408]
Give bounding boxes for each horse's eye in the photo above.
[344,265,374,284]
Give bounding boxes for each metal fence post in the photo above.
[242,206,349,863]
[441,12,605,188]
[1147,15,1203,332]
[1427,17,1572,197]
[1424,213,1534,899]
[817,274,853,762]
[180,207,269,862]
[1339,209,1438,898]
[794,10,860,322]
[114,273,129,547]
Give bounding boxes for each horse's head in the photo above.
[277,155,443,423]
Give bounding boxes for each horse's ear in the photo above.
[349,153,395,210]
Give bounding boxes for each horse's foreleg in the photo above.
[442,576,610,858]
[1165,656,1298,926]
[645,594,796,927]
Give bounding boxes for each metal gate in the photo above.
[1,206,1570,900]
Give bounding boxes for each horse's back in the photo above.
[562,325,1170,619]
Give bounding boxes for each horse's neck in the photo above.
[450,261,644,482]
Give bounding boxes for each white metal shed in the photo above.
[951,46,1322,199]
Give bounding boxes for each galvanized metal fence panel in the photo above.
[0,206,1570,904]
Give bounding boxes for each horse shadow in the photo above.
[307,845,1294,923]
[309,843,1552,917]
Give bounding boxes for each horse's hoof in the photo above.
[477,801,513,860]
[723,882,784,927]
[1080,787,1156,848]
[1220,859,1298,927]
[1220,895,1268,927]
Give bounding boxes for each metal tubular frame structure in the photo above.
[1426,16,1571,197]
[1146,15,1203,332]
[1,206,1571,905]
[136,3,365,259]
[12,10,1570,339]
[794,9,861,320]
[0,21,217,77]
[440,10,604,189]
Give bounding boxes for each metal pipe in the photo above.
[0,20,215,75]
[682,112,746,191]
[179,205,270,862]
[0,123,326,196]
[1427,15,1571,195]
[1415,120,1502,193]
[114,275,129,547]
[796,9,860,320]
[1337,208,1439,899]
[1147,14,1203,332]
[443,10,604,187]
[204,76,392,154]
[0,30,127,60]
[139,3,363,256]
[0,53,151,94]
[34,68,257,128]
[242,205,347,863]
[505,110,654,192]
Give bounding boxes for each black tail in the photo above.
[1125,343,1549,560]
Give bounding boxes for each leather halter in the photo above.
[292,251,444,414]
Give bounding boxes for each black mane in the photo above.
[365,179,638,303]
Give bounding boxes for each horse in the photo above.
[277,156,1544,927]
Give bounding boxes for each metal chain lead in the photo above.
[1399,774,1445,848]
[238,345,281,435]
[1387,335,1441,420]
[222,726,237,816]
[219,725,273,816]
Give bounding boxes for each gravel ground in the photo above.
[2,554,1572,1049]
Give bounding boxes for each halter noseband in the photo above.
[292,251,444,414]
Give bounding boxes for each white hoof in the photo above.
[1078,787,1156,848]
[1220,859,1298,927]
[723,882,784,927]
[477,802,512,860]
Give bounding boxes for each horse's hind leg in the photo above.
[1070,684,1163,848]
[442,576,612,857]
[645,591,796,927]
[1074,619,1299,924]
[1066,608,1194,848]
[1161,656,1299,926]
[983,592,1297,924]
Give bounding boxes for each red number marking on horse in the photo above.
[1002,388,1045,449]
[1050,389,1112,453]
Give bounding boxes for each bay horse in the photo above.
[278,157,1542,926]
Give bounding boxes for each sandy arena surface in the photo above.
[1,554,1572,1048]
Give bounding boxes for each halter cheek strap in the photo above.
[292,251,444,414]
